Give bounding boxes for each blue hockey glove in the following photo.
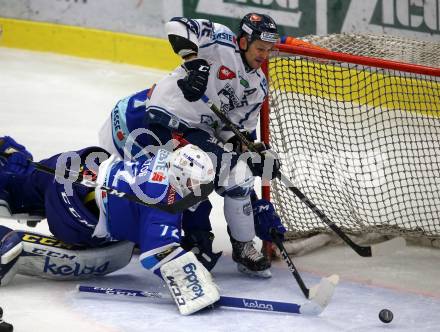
[0,136,33,174]
[177,58,210,102]
[252,198,286,242]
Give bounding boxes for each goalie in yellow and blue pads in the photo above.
[0,137,220,315]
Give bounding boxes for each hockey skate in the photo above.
[230,236,272,278]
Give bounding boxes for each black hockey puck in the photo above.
[379,308,393,323]
[0,321,13,332]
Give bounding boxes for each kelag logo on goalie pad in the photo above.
[183,263,205,300]
[43,256,110,277]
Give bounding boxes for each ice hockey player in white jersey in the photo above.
[98,13,282,278]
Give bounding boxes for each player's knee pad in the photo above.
[0,225,23,286]
[16,231,133,280]
[160,251,220,315]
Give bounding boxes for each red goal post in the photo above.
[261,34,440,253]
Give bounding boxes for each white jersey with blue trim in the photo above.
[147,18,268,142]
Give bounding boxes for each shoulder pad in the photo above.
[170,17,200,37]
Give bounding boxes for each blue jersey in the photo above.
[95,149,185,275]
[99,87,189,160]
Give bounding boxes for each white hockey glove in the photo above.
[160,251,220,315]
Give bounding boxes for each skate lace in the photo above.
[243,241,263,262]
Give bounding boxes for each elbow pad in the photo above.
[168,34,198,58]
[165,18,199,58]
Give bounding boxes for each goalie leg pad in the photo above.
[17,231,134,280]
[0,225,23,286]
[160,251,220,315]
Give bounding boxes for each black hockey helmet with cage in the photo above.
[238,13,279,44]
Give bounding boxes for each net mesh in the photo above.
[267,34,440,241]
[303,33,440,68]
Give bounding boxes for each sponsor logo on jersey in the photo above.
[149,150,169,183]
[138,159,152,177]
[112,106,122,133]
[151,171,166,182]
[183,263,205,300]
[243,299,274,311]
[239,74,250,88]
[116,130,125,141]
[213,31,236,43]
[218,65,236,80]
[43,256,110,276]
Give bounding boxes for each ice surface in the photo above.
[0,47,439,332]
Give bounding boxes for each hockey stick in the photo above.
[269,229,339,304]
[201,95,405,257]
[77,285,328,315]
[0,152,214,215]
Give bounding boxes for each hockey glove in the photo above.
[226,131,255,153]
[252,198,286,242]
[0,136,33,175]
[246,142,281,180]
[180,230,222,271]
[177,58,210,102]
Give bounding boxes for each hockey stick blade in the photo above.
[270,229,338,311]
[77,285,324,316]
[304,274,339,315]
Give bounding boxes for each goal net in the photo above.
[262,34,440,252]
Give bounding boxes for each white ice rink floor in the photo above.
[1,47,440,332]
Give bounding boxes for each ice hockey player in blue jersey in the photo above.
[0,136,220,315]
[98,13,282,278]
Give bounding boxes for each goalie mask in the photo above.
[168,144,215,198]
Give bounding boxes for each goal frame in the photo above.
[260,38,440,252]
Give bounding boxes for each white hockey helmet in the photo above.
[168,144,215,197]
